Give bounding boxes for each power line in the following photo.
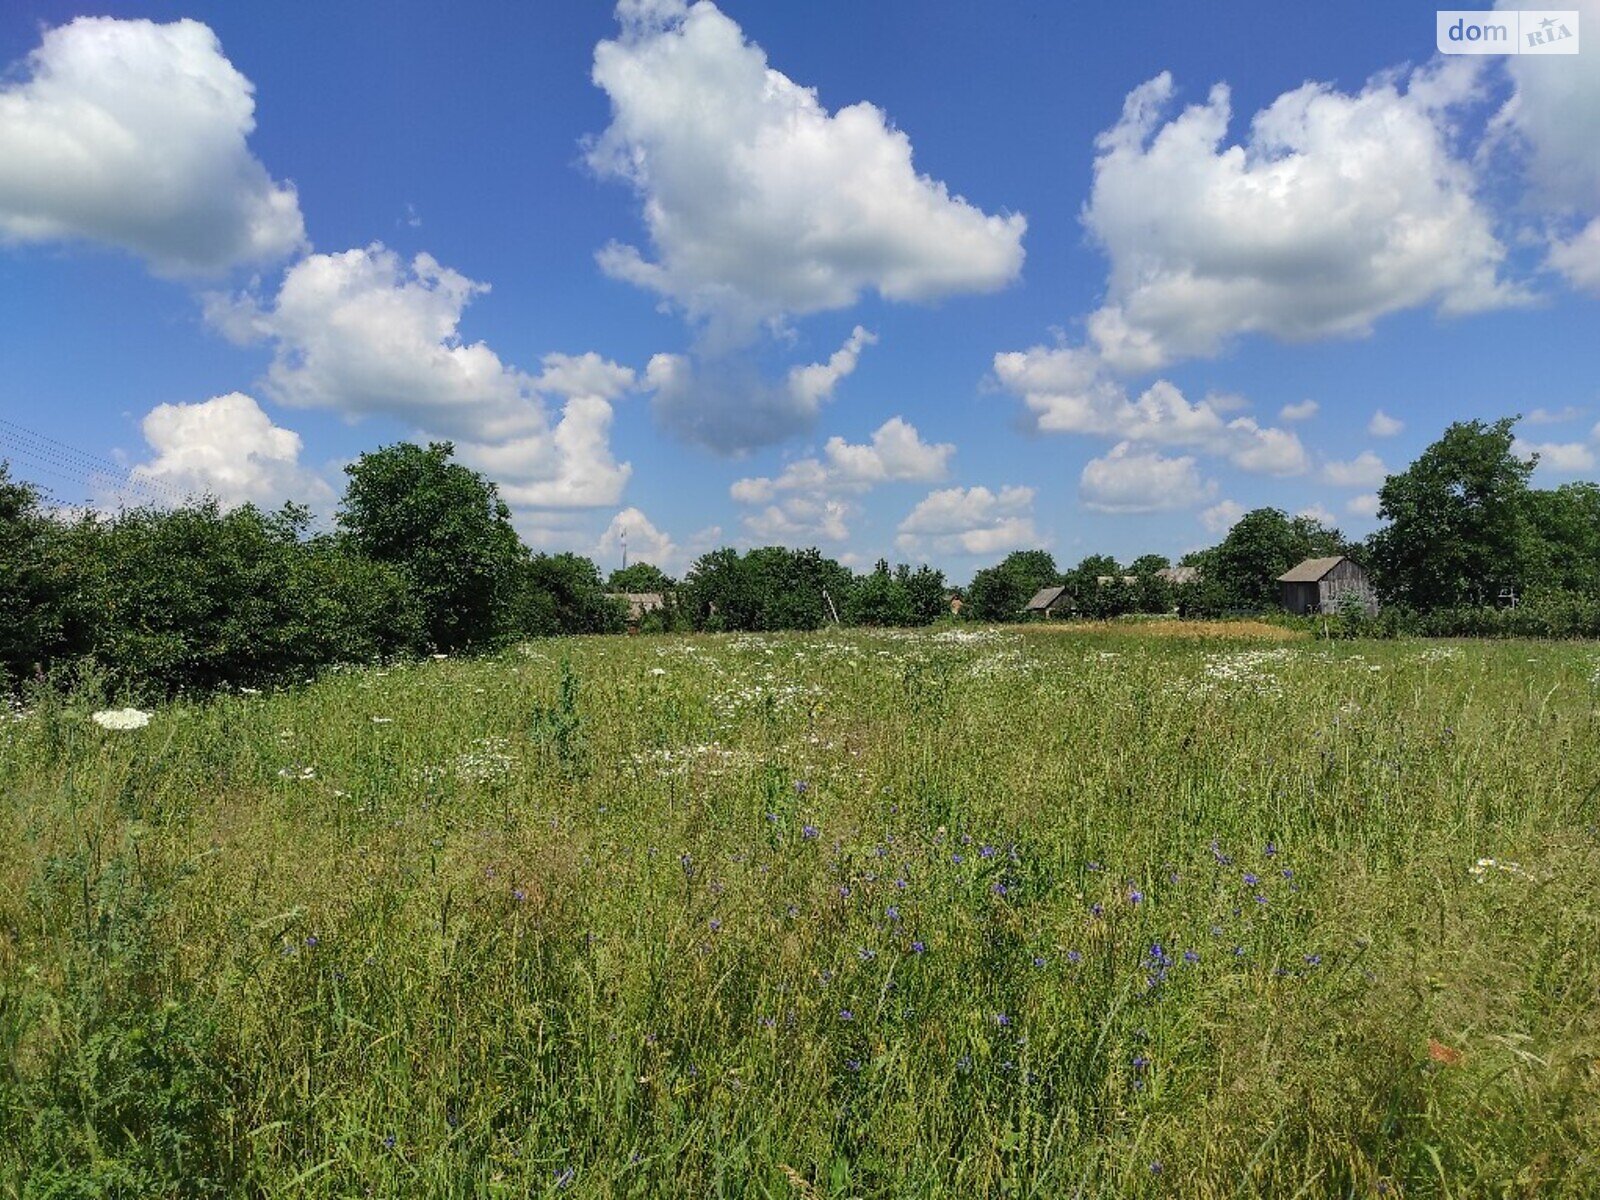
[0,417,194,507]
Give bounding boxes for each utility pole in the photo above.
[621,527,628,572]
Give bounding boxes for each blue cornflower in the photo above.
[1304,953,1322,966]
[305,934,319,947]
[1282,867,1294,879]
[794,780,809,794]
[844,1057,862,1072]
[1090,902,1104,918]
[1255,893,1268,905]
[1127,887,1144,905]
[952,853,964,865]
[837,885,851,898]
[801,824,819,840]
[995,1012,1011,1027]
[1264,842,1278,857]
[979,845,996,858]
[1033,955,1047,968]
[1131,1054,1149,1071]
[839,1009,854,1021]
[382,1134,396,1150]
[911,940,927,954]
[512,888,527,902]
[1183,949,1200,964]
[1243,872,1259,886]
[1087,861,1103,872]
[858,947,876,961]
[886,905,901,922]
[708,918,721,933]
[1067,950,1082,964]
[991,882,1008,896]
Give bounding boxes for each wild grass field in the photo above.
[2,626,1598,1198]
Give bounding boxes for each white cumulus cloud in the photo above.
[1346,493,1381,519]
[0,17,304,275]
[1079,65,1521,372]
[1368,410,1405,437]
[1079,443,1215,513]
[992,347,1309,476]
[896,484,1038,557]
[1516,439,1597,475]
[1279,400,1319,422]
[207,243,633,509]
[1322,451,1389,489]
[129,393,333,509]
[587,0,1024,344]
[1199,499,1246,535]
[645,325,877,453]
[730,416,953,543]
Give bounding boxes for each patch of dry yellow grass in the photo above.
[1015,618,1310,641]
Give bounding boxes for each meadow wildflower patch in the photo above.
[1,628,1596,1197]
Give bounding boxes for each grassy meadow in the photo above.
[2,624,1598,1197]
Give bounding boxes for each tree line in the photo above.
[3,416,1597,701]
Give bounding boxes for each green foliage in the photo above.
[965,550,1060,622]
[1195,508,1352,611]
[681,545,854,631]
[4,630,1599,1195]
[512,553,625,637]
[45,501,417,699]
[338,442,524,652]
[0,465,66,688]
[845,560,947,627]
[1367,418,1536,609]
[606,561,675,594]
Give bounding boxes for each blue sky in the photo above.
[1,0,1595,580]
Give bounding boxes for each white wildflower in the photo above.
[92,708,152,731]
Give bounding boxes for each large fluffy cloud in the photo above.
[0,17,304,274]
[730,415,952,542]
[1078,443,1215,513]
[209,244,633,508]
[587,0,1024,344]
[645,326,876,453]
[1080,66,1521,371]
[992,347,1309,476]
[129,393,332,509]
[1492,1,1600,293]
[896,485,1038,557]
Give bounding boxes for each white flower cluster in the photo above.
[91,708,152,731]
[1467,857,1535,883]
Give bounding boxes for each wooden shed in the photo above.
[1276,556,1377,616]
[1023,585,1072,617]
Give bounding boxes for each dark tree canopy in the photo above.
[338,442,524,652]
[607,562,675,594]
[1367,418,1536,609]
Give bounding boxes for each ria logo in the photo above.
[1437,9,1580,54]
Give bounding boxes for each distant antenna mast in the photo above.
[620,527,629,572]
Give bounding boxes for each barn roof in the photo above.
[1024,585,1068,611]
[1276,556,1350,583]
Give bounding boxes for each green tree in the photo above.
[338,442,524,652]
[1204,508,1351,610]
[607,562,675,594]
[1522,482,1600,595]
[0,465,65,686]
[1128,553,1171,576]
[1367,418,1536,609]
[513,553,625,637]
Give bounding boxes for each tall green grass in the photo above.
[2,629,1597,1197]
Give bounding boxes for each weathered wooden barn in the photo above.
[1276,556,1377,615]
[1023,585,1071,617]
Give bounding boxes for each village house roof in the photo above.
[1024,585,1069,611]
[1156,566,1199,585]
[1276,556,1351,583]
[607,592,665,621]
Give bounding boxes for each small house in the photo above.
[607,592,666,628]
[1023,585,1072,617]
[1276,557,1377,616]
[1156,566,1199,586]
